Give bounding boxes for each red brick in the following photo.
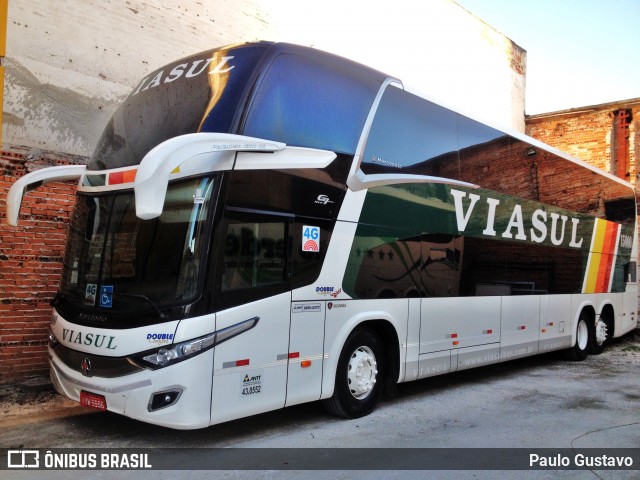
[1,146,84,383]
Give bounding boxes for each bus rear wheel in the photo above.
[323,328,383,419]
[589,312,611,355]
[564,313,589,361]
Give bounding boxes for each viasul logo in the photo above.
[450,188,584,249]
[130,55,235,97]
[62,329,117,350]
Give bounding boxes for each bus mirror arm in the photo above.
[5,165,87,226]
[134,133,286,220]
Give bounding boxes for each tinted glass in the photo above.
[88,44,268,170]
[527,136,637,222]
[291,220,333,289]
[457,115,505,151]
[350,180,635,296]
[222,221,287,291]
[454,115,509,184]
[60,177,216,320]
[343,228,465,300]
[344,225,422,299]
[212,209,292,310]
[242,53,382,155]
[460,237,585,296]
[422,234,463,297]
[220,169,338,299]
[225,169,345,219]
[361,85,458,175]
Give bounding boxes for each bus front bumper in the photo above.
[48,347,214,430]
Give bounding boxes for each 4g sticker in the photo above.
[302,225,320,252]
[84,284,97,305]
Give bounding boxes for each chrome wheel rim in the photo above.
[594,318,608,346]
[577,319,589,350]
[347,346,378,399]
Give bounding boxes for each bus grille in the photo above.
[52,343,144,378]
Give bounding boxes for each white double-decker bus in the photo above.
[6,42,638,429]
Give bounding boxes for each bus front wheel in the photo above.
[323,328,383,419]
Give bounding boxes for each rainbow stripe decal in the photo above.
[582,218,621,293]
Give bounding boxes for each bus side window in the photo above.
[345,227,423,299]
[625,261,637,283]
[360,84,458,176]
[291,221,333,289]
[221,220,288,291]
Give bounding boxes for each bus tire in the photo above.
[564,312,589,361]
[323,328,383,419]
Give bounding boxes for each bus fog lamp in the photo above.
[148,388,183,411]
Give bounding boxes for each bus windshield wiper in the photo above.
[111,292,168,320]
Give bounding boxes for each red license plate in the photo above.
[80,391,107,411]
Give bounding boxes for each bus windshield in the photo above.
[58,176,216,320]
[87,43,269,170]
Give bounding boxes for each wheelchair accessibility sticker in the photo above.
[100,285,113,308]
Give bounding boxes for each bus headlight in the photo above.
[131,316,259,369]
[150,348,175,367]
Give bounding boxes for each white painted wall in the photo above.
[270,0,527,133]
[3,0,526,157]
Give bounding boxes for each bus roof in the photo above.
[88,41,633,194]
[88,42,388,171]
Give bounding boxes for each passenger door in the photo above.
[210,210,293,425]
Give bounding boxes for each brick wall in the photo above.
[0,146,85,382]
[526,101,640,187]
[526,100,640,318]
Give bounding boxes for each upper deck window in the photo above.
[242,53,381,155]
[361,85,458,175]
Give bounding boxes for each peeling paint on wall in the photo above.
[3,0,526,157]
[4,57,121,157]
[3,0,279,157]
